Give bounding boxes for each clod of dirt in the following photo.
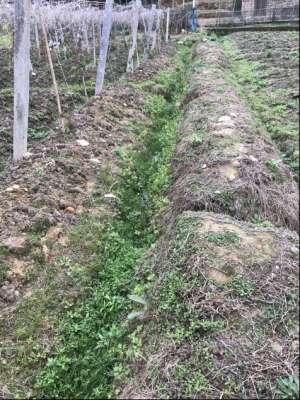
[0,235,29,255]
[0,283,19,303]
[65,207,76,214]
[7,258,29,282]
[45,226,63,241]
[76,139,89,147]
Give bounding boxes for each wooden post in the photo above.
[95,0,113,96]
[13,0,31,161]
[165,8,170,43]
[40,17,64,131]
[34,22,41,60]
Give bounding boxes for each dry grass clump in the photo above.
[121,211,299,399]
[169,41,298,231]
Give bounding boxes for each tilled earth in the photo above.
[0,42,176,398]
[0,36,131,171]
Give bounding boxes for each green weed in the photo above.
[36,44,193,398]
[204,230,240,246]
[229,275,255,298]
[276,375,299,399]
[220,36,299,175]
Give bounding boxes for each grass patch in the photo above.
[219,36,299,176]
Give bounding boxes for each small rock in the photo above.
[0,236,28,255]
[46,226,63,240]
[218,115,232,123]
[5,184,21,193]
[65,206,76,214]
[90,158,101,165]
[232,160,240,167]
[248,155,258,163]
[24,152,33,159]
[228,174,237,182]
[289,246,299,256]
[59,199,68,209]
[76,139,89,147]
[270,341,283,353]
[104,193,117,201]
[0,284,18,302]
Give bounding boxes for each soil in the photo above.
[0,41,176,398]
[0,35,131,171]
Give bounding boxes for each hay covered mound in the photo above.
[122,211,299,399]
[170,41,298,231]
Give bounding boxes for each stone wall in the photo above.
[215,0,299,24]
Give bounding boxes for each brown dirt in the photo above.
[0,41,176,398]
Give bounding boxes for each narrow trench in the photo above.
[36,42,194,398]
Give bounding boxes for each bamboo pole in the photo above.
[40,16,64,131]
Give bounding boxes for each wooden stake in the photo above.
[92,23,96,66]
[34,22,41,60]
[40,16,64,131]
